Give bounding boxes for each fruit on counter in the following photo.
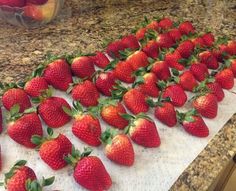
[123,113,161,148]
[64,147,112,191]
[189,62,209,82]
[178,21,195,35]
[215,68,234,90]
[92,51,110,69]
[149,60,171,81]
[142,40,159,59]
[121,34,140,50]
[106,40,127,59]
[164,51,185,71]
[176,40,195,59]
[32,129,72,170]
[63,101,102,146]
[26,0,48,5]
[101,129,135,166]
[0,0,25,7]
[1,84,31,112]
[199,50,219,70]
[23,0,58,22]
[113,60,135,83]
[177,109,209,137]
[2,160,55,191]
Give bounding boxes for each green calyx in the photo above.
[100,128,118,145]
[31,88,53,104]
[0,82,24,95]
[25,176,55,191]
[64,146,92,168]
[119,48,135,60]
[176,109,198,124]
[104,59,119,71]
[193,77,214,94]
[111,80,129,100]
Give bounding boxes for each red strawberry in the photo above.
[176,40,194,58]
[142,40,159,59]
[114,61,135,83]
[123,88,149,114]
[0,107,2,134]
[215,68,234,89]
[4,160,37,191]
[100,100,129,130]
[151,60,171,80]
[92,51,110,69]
[95,71,116,96]
[43,59,73,91]
[146,20,159,31]
[135,72,159,97]
[126,50,149,71]
[26,0,48,5]
[178,21,195,35]
[156,33,174,48]
[2,88,31,112]
[38,96,71,128]
[202,33,215,47]
[158,18,173,30]
[121,34,140,50]
[71,56,96,79]
[227,40,236,55]
[199,51,219,69]
[206,81,225,102]
[178,110,209,137]
[65,147,112,191]
[212,45,229,62]
[179,70,198,91]
[168,28,182,42]
[165,51,185,71]
[106,40,126,58]
[229,59,236,77]
[192,37,205,48]
[189,62,209,81]
[71,80,100,107]
[192,93,218,118]
[125,114,161,147]
[32,131,72,170]
[101,131,135,166]
[24,77,49,98]
[135,27,147,41]
[162,84,187,107]
[7,108,43,148]
[0,0,26,7]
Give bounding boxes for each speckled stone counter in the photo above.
[0,0,236,190]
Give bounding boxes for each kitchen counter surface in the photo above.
[0,0,236,190]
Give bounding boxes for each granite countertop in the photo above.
[0,0,236,190]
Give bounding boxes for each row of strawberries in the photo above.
[0,17,236,191]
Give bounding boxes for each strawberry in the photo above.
[165,51,185,71]
[146,20,159,31]
[156,33,174,48]
[63,101,101,146]
[134,72,159,97]
[7,106,43,148]
[124,113,161,147]
[95,71,116,96]
[227,40,236,55]
[71,56,96,79]
[101,130,135,166]
[199,51,219,69]
[32,129,72,170]
[0,107,2,134]
[70,80,100,107]
[202,32,215,47]
[151,100,177,127]
[114,61,135,83]
[192,37,205,48]
[142,40,159,59]
[106,40,126,58]
[24,77,49,98]
[1,87,31,112]
[177,110,209,137]
[158,18,173,30]
[189,62,209,81]
[135,27,147,41]
[206,81,225,102]
[121,34,140,50]
[100,99,129,130]
[38,95,71,128]
[215,68,234,89]
[3,160,37,191]
[0,0,26,7]
[42,58,73,91]
[229,58,236,77]
[176,40,195,58]
[162,83,187,107]
[123,88,149,114]
[150,60,171,80]
[168,28,182,42]
[178,70,198,91]
[125,50,149,71]
[92,51,110,69]
[65,147,112,191]
[192,93,218,118]
[26,0,48,5]
[178,21,195,35]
